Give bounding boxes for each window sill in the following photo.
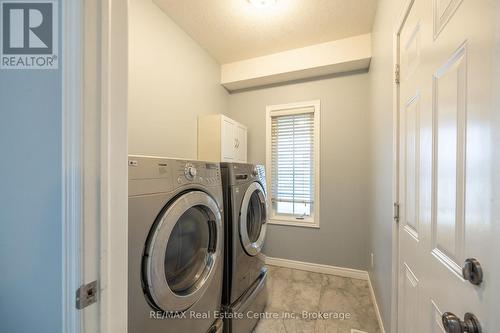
[268,218,320,229]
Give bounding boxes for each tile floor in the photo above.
[253,265,380,333]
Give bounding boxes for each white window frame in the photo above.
[266,100,321,229]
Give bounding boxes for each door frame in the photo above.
[62,0,129,332]
[71,0,423,332]
[392,1,417,332]
[97,0,129,332]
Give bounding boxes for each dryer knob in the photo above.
[252,167,258,177]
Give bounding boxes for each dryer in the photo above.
[220,163,268,333]
[128,155,224,333]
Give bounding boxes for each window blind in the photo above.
[271,110,315,217]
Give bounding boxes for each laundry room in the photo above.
[127,0,377,332]
[2,1,499,333]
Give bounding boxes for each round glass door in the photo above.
[143,191,222,312]
[240,182,267,256]
[164,206,215,296]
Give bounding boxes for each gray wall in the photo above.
[367,0,399,331]
[0,10,62,333]
[228,73,371,270]
[128,0,229,159]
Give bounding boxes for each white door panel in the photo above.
[236,125,247,162]
[431,301,447,333]
[399,263,419,333]
[404,93,420,239]
[221,118,235,161]
[432,43,467,274]
[398,0,498,332]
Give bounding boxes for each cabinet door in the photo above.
[236,125,247,162]
[221,117,235,161]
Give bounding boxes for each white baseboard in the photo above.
[262,255,369,281]
[261,254,386,333]
[367,275,386,333]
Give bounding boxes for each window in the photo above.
[266,100,320,228]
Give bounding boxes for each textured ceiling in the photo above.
[153,0,377,64]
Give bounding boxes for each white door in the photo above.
[397,0,498,332]
[221,117,236,161]
[236,124,247,162]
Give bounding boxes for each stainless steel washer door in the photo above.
[239,182,267,256]
[143,191,222,312]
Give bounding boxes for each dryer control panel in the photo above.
[221,162,266,191]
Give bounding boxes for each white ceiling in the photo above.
[153,0,377,64]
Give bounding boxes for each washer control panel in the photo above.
[174,160,221,187]
[184,163,198,180]
[128,156,222,196]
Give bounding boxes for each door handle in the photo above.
[462,258,483,286]
[442,312,482,333]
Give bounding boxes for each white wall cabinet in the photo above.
[198,114,248,163]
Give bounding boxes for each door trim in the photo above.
[392,1,417,332]
[62,0,83,332]
[66,0,129,332]
[65,0,128,331]
[97,0,129,332]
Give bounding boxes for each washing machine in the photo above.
[128,155,224,333]
[220,163,269,333]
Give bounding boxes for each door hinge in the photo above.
[76,280,98,310]
[393,202,400,223]
[394,64,400,85]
